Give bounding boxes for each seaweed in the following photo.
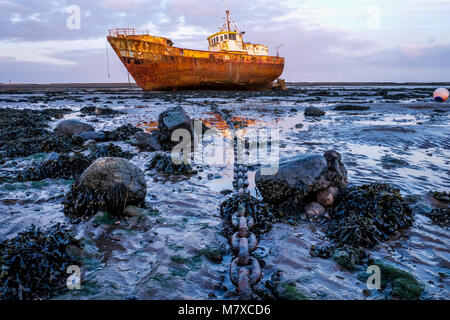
[102,124,143,141]
[146,153,197,175]
[327,183,413,249]
[18,143,133,181]
[0,108,74,158]
[18,153,91,181]
[427,208,449,228]
[0,223,82,300]
[220,193,273,237]
[63,179,130,218]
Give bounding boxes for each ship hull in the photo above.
[107,35,285,91]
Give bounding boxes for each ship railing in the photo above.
[109,28,136,37]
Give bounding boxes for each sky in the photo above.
[0,0,449,83]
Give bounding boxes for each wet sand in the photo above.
[0,84,448,299]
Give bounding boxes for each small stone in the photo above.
[124,205,148,217]
[83,139,97,147]
[317,187,338,207]
[304,107,325,117]
[305,202,326,219]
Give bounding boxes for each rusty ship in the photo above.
[107,10,284,91]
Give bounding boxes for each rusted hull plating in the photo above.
[107,36,285,91]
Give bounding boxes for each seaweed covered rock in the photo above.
[0,108,75,158]
[255,150,347,215]
[88,143,133,160]
[18,144,133,181]
[55,119,95,138]
[328,183,413,248]
[424,191,449,228]
[220,193,273,237]
[0,224,82,300]
[102,124,143,141]
[152,106,194,151]
[146,152,196,175]
[427,208,449,228]
[19,152,91,181]
[430,190,450,204]
[63,157,147,218]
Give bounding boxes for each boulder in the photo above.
[255,150,347,205]
[55,119,95,138]
[63,157,147,217]
[304,107,325,117]
[153,106,194,150]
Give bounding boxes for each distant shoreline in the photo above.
[0,82,449,90]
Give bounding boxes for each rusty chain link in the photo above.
[208,103,265,300]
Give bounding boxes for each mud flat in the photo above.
[0,84,448,300]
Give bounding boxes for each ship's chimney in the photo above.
[225,10,231,32]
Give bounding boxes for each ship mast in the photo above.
[225,10,231,32]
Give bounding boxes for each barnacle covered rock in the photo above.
[63,157,147,218]
[146,152,196,175]
[0,223,82,300]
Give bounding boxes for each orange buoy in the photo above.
[433,88,449,102]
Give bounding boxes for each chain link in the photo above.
[208,103,266,300]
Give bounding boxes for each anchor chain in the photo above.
[210,104,264,300]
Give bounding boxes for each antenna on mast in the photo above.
[276,43,284,57]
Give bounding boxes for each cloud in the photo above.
[0,38,106,65]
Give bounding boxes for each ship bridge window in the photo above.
[230,34,236,40]
[224,34,228,40]
[220,36,223,41]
